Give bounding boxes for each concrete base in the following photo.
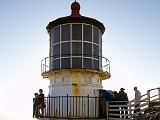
[38,117,132,120]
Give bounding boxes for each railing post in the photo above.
[41,63,42,73]
[87,95,89,118]
[48,95,50,118]
[67,94,68,118]
[128,101,132,120]
[147,90,150,108]
[62,96,63,117]
[109,62,110,74]
[42,64,44,73]
[106,101,109,120]
[158,88,160,102]
[59,97,60,117]
[45,58,46,72]
[76,96,77,117]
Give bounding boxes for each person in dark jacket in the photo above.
[118,88,129,119]
[102,90,113,101]
[38,89,45,117]
[99,90,113,117]
[33,93,39,118]
[111,91,121,118]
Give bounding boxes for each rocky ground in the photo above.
[134,107,160,120]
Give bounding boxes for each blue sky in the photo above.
[0,0,159,120]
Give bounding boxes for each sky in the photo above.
[0,0,160,120]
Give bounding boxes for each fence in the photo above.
[41,54,110,75]
[33,87,160,119]
[34,95,107,119]
[108,87,160,120]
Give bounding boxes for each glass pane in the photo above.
[50,32,54,47]
[93,27,99,44]
[61,24,70,41]
[83,24,92,42]
[61,58,70,69]
[50,31,54,57]
[49,56,54,70]
[72,42,82,56]
[99,58,102,70]
[53,26,60,44]
[83,58,92,69]
[99,32,102,47]
[83,42,92,57]
[53,59,60,70]
[72,57,82,68]
[93,44,99,59]
[100,46,102,57]
[61,42,70,57]
[72,24,82,40]
[50,46,53,57]
[93,60,99,70]
[53,44,60,59]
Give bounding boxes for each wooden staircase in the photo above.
[108,87,160,120]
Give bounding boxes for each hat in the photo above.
[39,89,43,92]
[120,88,125,91]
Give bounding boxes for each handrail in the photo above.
[148,87,160,91]
[41,54,110,74]
[33,87,160,119]
[108,87,160,119]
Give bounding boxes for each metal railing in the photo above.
[33,87,160,119]
[33,95,108,119]
[41,54,110,75]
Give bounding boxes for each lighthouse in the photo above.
[40,1,111,119]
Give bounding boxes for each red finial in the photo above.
[70,1,81,17]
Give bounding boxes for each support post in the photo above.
[158,88,160,102]
[67,94,68,118]
[106,101,109,120]
[48,95,50,117]
[45,58,46,72]
[87,95,89,118]
[128,101,132,120]
[147,90,150,108]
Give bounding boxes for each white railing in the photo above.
[41,55,110,74]
[108,87,160,120]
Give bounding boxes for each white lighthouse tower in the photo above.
[40,1,111,119]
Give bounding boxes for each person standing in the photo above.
[33,93,39,118]
[38,89,45,117]
[118,88,129,119]
[110,91,120,118]
[134,87,141,116]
